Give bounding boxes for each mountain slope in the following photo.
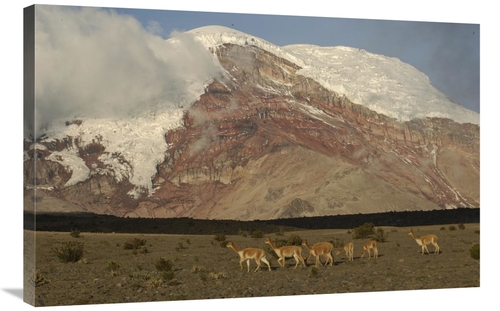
[24,26,479,220]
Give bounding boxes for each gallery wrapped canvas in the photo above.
[22,3,480,308]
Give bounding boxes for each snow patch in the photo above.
[47,149,90,187]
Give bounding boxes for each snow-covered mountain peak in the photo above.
[187,25,307,67]
[189,25,479,125]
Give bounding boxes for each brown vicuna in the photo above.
[226,241,271,272]
[301,239,334,266]
[264,237,306,269]
[408,229,440,255]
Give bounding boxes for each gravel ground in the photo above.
[24,223,480,306]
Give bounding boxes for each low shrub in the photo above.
[123,238,147,250]
[286,234,303,246]
[458,223,466,230]
[251,230,264,239]
[70,229,81,238]
[237,229,248,237]
[147,278,163,288]
[155,258,173,272]
[469,243,480,260]
[213,233,226,242]
[175,242,187,251]
[107,261,120,272]
[219,241,228,248]
[191,265,206,273]
[352,222,375,239]
[107,261,120,276]
[329,237,344,248]
[162,271,175,281]
[372,227,388,243]
[32,270,48,287]
[310,266,319,278]
[199,273,208,283]
[208,271,227,280]
[52,241,84,263]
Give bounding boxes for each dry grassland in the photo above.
[24,223,479,306]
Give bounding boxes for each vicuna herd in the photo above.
[227,229,440,272]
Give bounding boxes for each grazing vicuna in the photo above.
[335,242,354,262]
[360,240,378,259]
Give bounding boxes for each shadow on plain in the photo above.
[2,288,23,300]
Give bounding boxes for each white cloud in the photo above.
[145,20,163,36]
[32,5,222,136]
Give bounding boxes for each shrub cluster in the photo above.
[123,238,147,250]
[286,234,303,246]
[52,241,84,263]
[372,227,388,243]
[175,242,188,251]
[352,222,375,239]
[107,261,120,276]
[70,229,81,238]
[237,229,248,237]
[213,233,226,242]
[107,261,120,271]
[329,237,344,248]
[155,258,173,272]
[32,270,48,287]
[351,222,387,242]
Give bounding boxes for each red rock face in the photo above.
[24,43,479,220]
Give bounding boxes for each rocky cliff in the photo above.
[24,42,480,220]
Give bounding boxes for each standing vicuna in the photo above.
[264,237,306,269]
[408,229,440,255]
[335,242,354,262]
[301,239,334,267]
[226,241,271,272]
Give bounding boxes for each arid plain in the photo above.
[24,223,479,307]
